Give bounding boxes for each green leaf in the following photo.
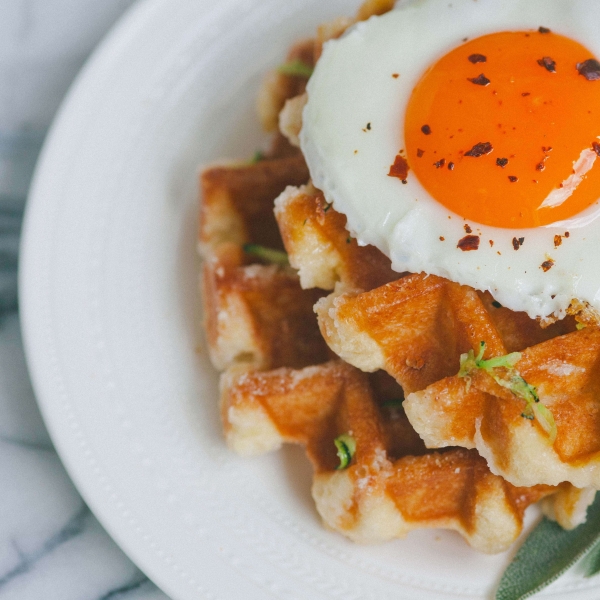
[242,244,289,266]
[382,398,403,409]
[496,493,600,600]
[277,59,314,78]
[334,434,356,470]
[249,150,265,164]
[584,541,600,577]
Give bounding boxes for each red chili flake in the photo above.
[465,142,493,157]
[388,154,410,180]
[457,235,480,251]
[468,73,491,86]
[537,57,557,73]
[421,124,432,135]
[448,162,455,171]
[464,224,473,234]
[541,259,555,272]
[392,73,399,78]
[468,53,487,64]
[593,141,600,156]
[565,231,570,238]
[539,26,551,34]
[439,236,445,241]
[417,148,425,158]
[508,175,519,182]
[522,92,531,97]
[577,59,600,81]
[554,234,562,248]
[496,157,508,167]
[536,162,545,171]
[489,240,494,247]
[512,237,525,250]
[434,159,446,168]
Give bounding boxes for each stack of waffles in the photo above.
[198,0,600,554]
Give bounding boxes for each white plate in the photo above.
[18,1,600,598]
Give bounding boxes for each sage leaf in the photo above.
[584,541,600,578]
[496,493,600,600]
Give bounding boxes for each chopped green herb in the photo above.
[577,322,587,330]
[334,434,356,470]
[382,398,403,409]
[492,300,503,308]
[242,244,289,266]
[459,341,555,441]
[346,236,353,244]
[323,202,333,213]
[249,150,265,164]
[278,59,314,78]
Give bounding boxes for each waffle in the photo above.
[274,184,398,292]
[199,142,330,372]
[221,360,587,553]
[200,157,592,554]
[199,139,307,257]
[275,186,600,489]
[199,0,596,556]
[272,185,596,522]
[405,326,600,488]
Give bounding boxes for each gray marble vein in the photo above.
[0,1,172,598]
[0,505,91,590]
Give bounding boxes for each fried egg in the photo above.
[300,0,600,319]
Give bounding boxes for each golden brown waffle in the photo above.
[257,39,316,133]
[317,272,577,394]
[199,145,330,371]
[199,147,308,257]
[272,183,595,523]
[274,184,398,292]
[405,326,600,488]
[202,245,328,371]
[220,360,587,553]
[274,185,575,390]
[200,0,596,556]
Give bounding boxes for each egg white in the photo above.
[300,0,600,319]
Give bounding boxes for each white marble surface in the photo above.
[0,1,170,598]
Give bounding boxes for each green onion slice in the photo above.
[382,398,403,409]
[334,434,356,470]
[242,244,289,266]
[277,59,314,78]
[249,150,265,164]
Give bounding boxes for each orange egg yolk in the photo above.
[404,30,600,228]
